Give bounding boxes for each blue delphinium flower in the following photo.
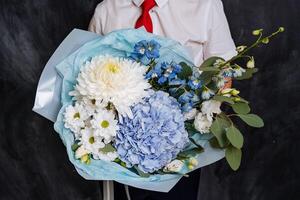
[145,64,162,79]
[115,91,189,173]
[157,62,182,85]
[188,76,202,90]
[178,91,200,112]
[131,40,161,65]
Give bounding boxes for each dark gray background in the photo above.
[0,0,299,200]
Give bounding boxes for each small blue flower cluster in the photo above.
[131,40,161,65]
[131,40,206,113]
[115,91,189,173]
[178,91,200,112]
[146,62,184,85]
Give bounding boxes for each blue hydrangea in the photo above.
[114,91,189,173]
[130,40,161,65]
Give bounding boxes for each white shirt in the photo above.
[88,0,237,66]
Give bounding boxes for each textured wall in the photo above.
[0,0,299,200]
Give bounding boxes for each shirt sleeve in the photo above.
[88,2,106,34]
[203,0,237,61]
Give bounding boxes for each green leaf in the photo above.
[209,137,224,149]
[199,71,216,85]
[213,95,234,104]
[200,57,224,68]
[238,114,264,128]
[71,143,80,152]
[199,67,220,72]
[210,117,230,147]
[134,166,150,178]
[178,62,193,79]
[185,122,200,136]
[231,102,251,114]
[236,68,259,80]
[225,146,242,171]
[99,144,116,153]
[226,125,244,149]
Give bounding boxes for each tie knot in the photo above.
[142,0,156,11]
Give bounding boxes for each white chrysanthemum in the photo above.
[95,151,118,162]
[194,112,212,134]
[81,128,118,161]
[201,100,222,121]
[72,55,151,118]
[81,128,105,153]
[64,103,90,136]
[90,109,118,144]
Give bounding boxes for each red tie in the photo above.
[135,0,157,33]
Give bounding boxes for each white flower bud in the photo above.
[164,160,184,172]
[189,157,198,166]
[75,146,90,159]
[252,29,263,36]
[236,46,247,52]
[247,57,255,68]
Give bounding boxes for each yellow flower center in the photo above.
[89,136,95,144]
[73,112,80,119]
[105,62,120,74]
[101,120,110,128]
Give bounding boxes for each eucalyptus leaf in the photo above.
[238,114,264,128]
[231,102,251,114]
[213,95,234,104]
[178,62,193,79]
[225,146,242,171]
[199,67,220,72]
[210,117,230,147]
[200,56,224,68]
[185,122,203,138]
[199,71,216,85]
[226,125,244,148]
[236,68,258,80]
[99,144,116,153]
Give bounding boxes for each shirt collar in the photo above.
[132,0,168,8]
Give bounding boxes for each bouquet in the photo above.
[34,27,283,192]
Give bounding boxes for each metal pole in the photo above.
[103,181,114,200]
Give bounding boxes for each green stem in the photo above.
[220,28,283,68]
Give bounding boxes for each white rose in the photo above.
[164,160,184,172]
[194,113,212,134]
[183,108,198,121]
[201,100,222,121]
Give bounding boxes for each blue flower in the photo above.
[131,40,161,65]
[115,91,189,173]
[156,62,182,85]
[145,64,162,79]
[178,91,200,112]
[188,76,202,90]
[221,68,234,77]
